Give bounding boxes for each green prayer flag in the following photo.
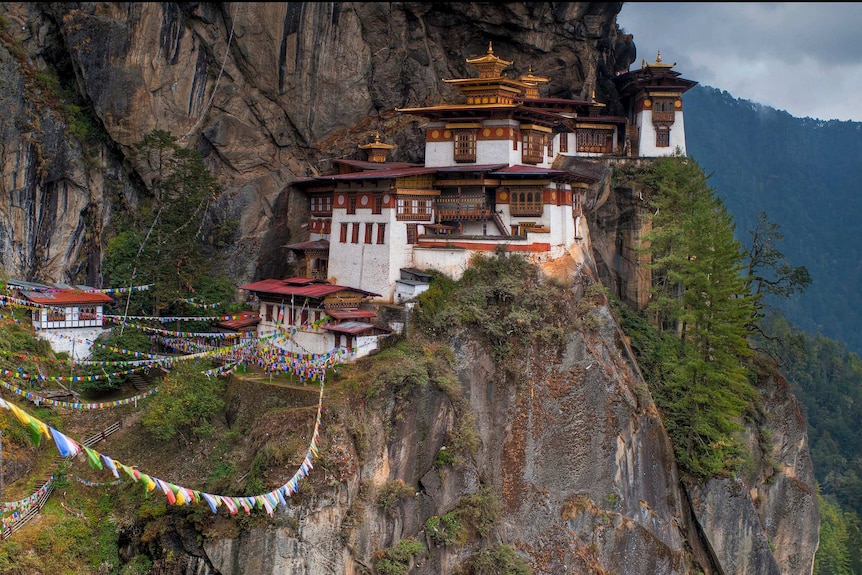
[83,446,103,470]
[27,419,42,447]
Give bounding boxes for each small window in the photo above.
[373,194,383,214]
[340,222,348,243]
[364,223,373,244]
[454,130,477,163]
[560,133,568,153]
[656,128,670,148]
[48,307,65,322]
[351,223,360,243]
[406,224,418,245]
[521,130,545,164]
[377,223,386,244]
[347,194,357,215]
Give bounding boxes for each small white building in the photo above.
[9,279,113,360]
[239,277,390,360]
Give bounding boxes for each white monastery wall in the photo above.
[413,247,471,281]
[637,110,687,157]
[37,327,107,361]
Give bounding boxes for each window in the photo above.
[652,98,676,123]
[509,187,544,217]
[560,133,568,153]
[364,223,373,244]
[310,195,332,216]
[576,128,612,153]
[265,304,274,322]
[351,223,360,243]
[453,129,477,163]
[406,224,418,245]
[376,223,386,244]
[396,197,432,221]
[655,128,670,148]
[373,194,383,214]
[521,129,545,164]
[340,222,348,243]
[47,307,65,322]
[347,194,357,214]
[547,137,554,157]
[79,306,97,321]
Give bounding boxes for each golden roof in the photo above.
[519,67,550,86]
[358,132,396,151]
[641,51,675,70]
[466,42,513,79]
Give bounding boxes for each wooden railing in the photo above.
[1,420,123,539]
[652,110,675,123]
[2,477,53,539]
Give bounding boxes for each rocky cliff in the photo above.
[0,3,819,574]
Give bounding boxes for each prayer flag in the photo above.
[221,496,238,515]
[50,427,81,458]
[83,446,104,470]
[101,455,120,479]
[202,493,220,514]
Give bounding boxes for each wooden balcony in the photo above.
[436,208,491,221]
[652,110,675,124]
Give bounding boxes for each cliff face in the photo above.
[0,3,819,574]
[0,1,632,283]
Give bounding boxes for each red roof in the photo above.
[307,166,438,182]
[240,278,380,299]
[21,289,113,305]
[324,321,391,335]
[217,316,261,331]
[488,165,568,177]
[327,309,377,320]
[284,239,330,251]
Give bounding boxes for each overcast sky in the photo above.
[616,2,862,122]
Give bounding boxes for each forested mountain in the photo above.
[684,85,862,573]
[683,84,862,356]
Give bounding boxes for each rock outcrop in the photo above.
[0,3,819,574]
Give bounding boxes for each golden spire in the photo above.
[644,50,675,70]
[466,42,513,79]
[358,132,395,163]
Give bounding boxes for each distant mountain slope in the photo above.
[683,85,862,355]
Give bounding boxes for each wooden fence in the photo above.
[1,420,122,539]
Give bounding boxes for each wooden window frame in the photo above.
[351,222,360,243]
[453,129,477,163]
[376,223,386,244]
[655,128,670,148]
[347,194,357,215]
[340,222,348,243]
[364,222,373,244]
[406,223,418,245]
[521,130,545,164]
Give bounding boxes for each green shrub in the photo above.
[465,544,532,575]
[424,511,464,546]
[376,480,415,516]
[374,538,425,575]
[457,486,501,538]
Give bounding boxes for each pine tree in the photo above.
[640,156,757,478]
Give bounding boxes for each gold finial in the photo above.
[467,41,513,79]
[358,131,395,163]
[656,51,662,64]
